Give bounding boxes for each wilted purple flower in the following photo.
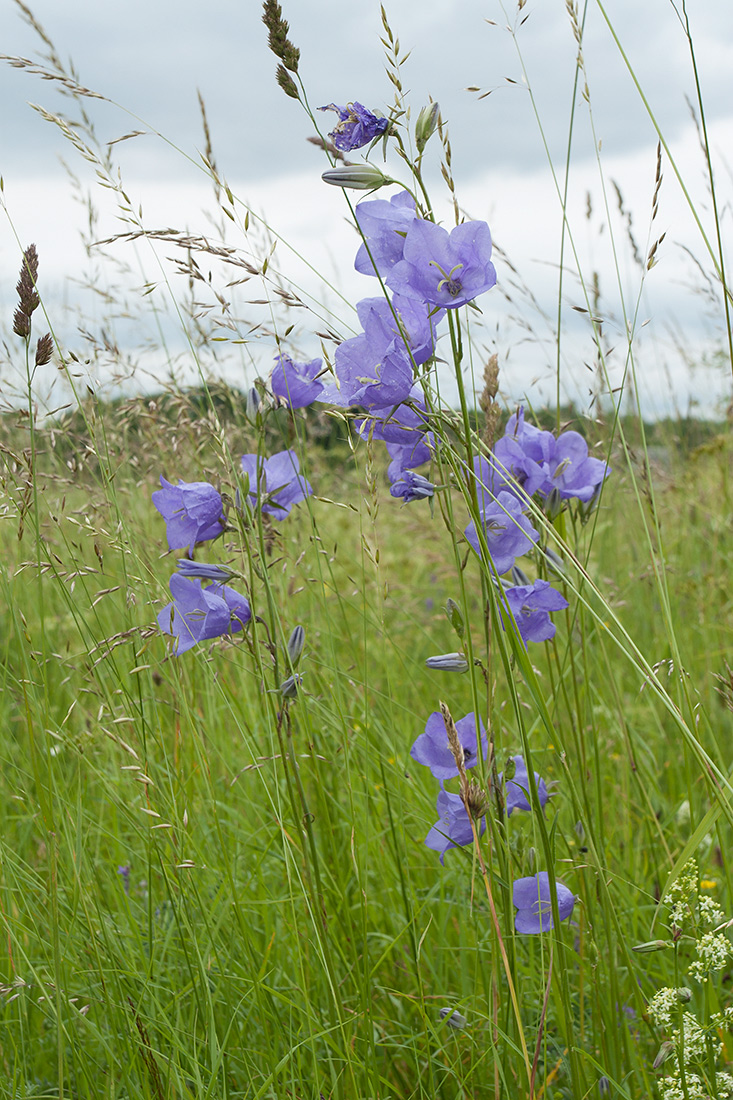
[319,101,388,151]
[354,190,418,276]
[152,477,225,555]
[157,575,251,655]
[500,755,550,815]
[271,353,324,408]
[464,491,539,575]
[387,219,496,309]
[502,580,569,645]
[495,408,609,502]
[425,786,485,863]
[240,449,313,519]
[390,470,435,503]
[411,710,487,781]
[176,559,235,583]
[512,872,575,934]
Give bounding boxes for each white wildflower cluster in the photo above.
[672,1012,714,1061]
[689,932,733,983]
[648,987,685,1028]
[659,1072,733,1100]
[698,894,725,928]
[668,859,698,927]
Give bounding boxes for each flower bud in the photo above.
[676,986,692,1003]
[425,652,468,673]
[321,165,390,190]
[176,560,235,583]
[286,625,306,667]
[503,756,517,781]
[445,598,465,639]
[544,487,563,521]
[543,545,566,576]
[246,386,262,425]
[630,939,673,953]
[511,564,530,587]
[439,1007,466,1030]
[653,1041,675,1070]
[415,102,440,153]
[279,674,303,699]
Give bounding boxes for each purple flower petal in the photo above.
[512,872,575,934]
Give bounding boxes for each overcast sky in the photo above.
[1,0,732,416]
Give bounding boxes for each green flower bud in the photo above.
[415,102,440,153]
[321,165,390,190]
[445,598,465,639]
[631,939,673,953]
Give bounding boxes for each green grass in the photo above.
[2,1,733,1097]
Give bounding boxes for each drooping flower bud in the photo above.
[321,165,390,191]
[652,1042,675,1070]
[279,673,303,699]
[415,102,440,153]
[425,652,469,673]
[439,1007,466,1030]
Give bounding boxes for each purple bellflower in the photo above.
[325,295,441,409]
[512,872,575,934]
[495,408,609,502]
[390,470,435,503]
[354,190,417,276]
[464,491,539,575]
[387,219,496,310]
[425,786,485,864]
[319,102,388,151]
[271,353,324,409]
[152,477,225,555]
[386,438,433,480]
[357,386,432,446]
[157,575,251,656]
[501,755,550,815]
[501,579,569,645]
[411,710,487,781]
[240,450,313,519]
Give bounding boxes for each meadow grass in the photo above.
[1,2,733,1099]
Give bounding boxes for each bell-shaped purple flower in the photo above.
[502,580,569,645]
[152,477,225,555]
[240,450,313,519]
[512,872,575,934]
[387,219,496,309]
[425,786,485,864]
[271,354,324,409]
[500,755,550,815]
[494,408,609,502]
[319,102,388,151]
[357,386,432,445]
[354,190,418,276]
[464,491,539,575]
[390,470,435,503]
[157,575,251,655]
[411,710,487,781]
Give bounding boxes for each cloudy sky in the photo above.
[1,0,732,416]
